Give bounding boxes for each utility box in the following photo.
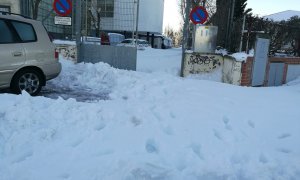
[193,26,218,53]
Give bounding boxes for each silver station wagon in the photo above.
[0,12,61,96]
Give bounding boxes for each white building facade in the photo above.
[0,0,21,13]
[99,0,164,34]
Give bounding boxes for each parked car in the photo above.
[0,12,61,96]
[108,33,125,46]
[117,39,150,50]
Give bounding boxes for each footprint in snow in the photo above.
[94,123,106,131]
[12,150,34,164]
[222,116,232,131]
[277,133,291,139]
[213,129,223,141]
[277,148,292,154]
[131,116,142,126]
[58,173,70,179]
[247,120,255,129]
[145,139,159,153]
[190,144,204,160]
[259,154,268,164]
[162,126,173,135]
[222,116,230,125]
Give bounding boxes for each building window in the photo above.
[99,0,114,17]
[0,5,10,12]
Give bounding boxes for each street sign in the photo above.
[53,0,72,16]
[54,16,72,25]
[190,6,208,25]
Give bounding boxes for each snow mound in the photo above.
[230,52,251,62]
[51,59,117,95]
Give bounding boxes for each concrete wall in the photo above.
[0,0,20,13]
[182,52,223,77]
[223,56,243,85]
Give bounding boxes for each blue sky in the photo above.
[163,0,300,31]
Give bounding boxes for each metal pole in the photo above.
[239,15,246,52]
[135,0,140,46]
[75,0,82,63]
[85,0,88,37]
[228,0,236,50]
[180,0,191,77]
[132,1,135,40]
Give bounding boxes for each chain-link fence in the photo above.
[21,0,138,42]
[79,0,137,42]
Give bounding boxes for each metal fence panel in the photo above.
[286,65,300,83]
[267,63,285,86]
[81,45,136,71]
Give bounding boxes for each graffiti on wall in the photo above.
[188,54,221,67]
[55,45,77,62]
[183,52,223,76]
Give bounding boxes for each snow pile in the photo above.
[230,50,254,62]
[53,59,117,95]
[215,48,228,56]
[137,48,182,76]
[1,48,300,179]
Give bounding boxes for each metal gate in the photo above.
[267,63,285,86]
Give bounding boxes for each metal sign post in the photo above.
[75,0,82,63]
[180,0,191,77]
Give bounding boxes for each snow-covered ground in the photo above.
[0,48,300,180]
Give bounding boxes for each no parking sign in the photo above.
[53,0,72,16]
[190,6,208,25]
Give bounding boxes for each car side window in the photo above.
[11,21,36,42]
[0,19,17,43]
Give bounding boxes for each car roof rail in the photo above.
[0,11,32,19]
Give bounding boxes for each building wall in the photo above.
[138,0,164,34]
[100,0,164,34]
[0,0,20,13]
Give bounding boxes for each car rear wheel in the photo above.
[11,69,43,96]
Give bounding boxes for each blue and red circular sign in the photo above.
[53,0,72,16]
[190,6,208,25]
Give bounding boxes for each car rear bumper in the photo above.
[42,62,62,81]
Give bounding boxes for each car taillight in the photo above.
[55,50,59,60]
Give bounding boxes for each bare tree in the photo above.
[164,25,183,47]
[32,0,42,20]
